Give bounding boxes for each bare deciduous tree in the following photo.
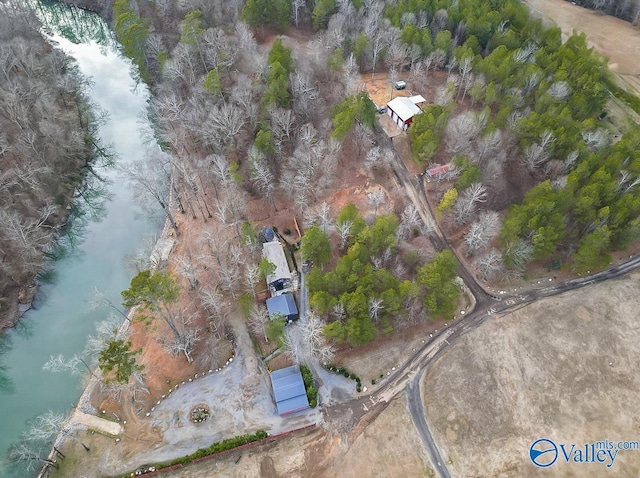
[548,80,571,100]
[464,210,501,255]
[248,147,276,208]
[88,288,130,322]
[101,369,149,403]
[208,101,246,148]
[43,353,98,379]
[368,189,385,219]
[284,311,334,365]
[474,129,504,166]
[25,411,89,452]
[581,129,609,151]
[249,304,270,342]
[453,182,487,225]
[158,309,202,364]
[244,263,261,299]
[8,442,59,473]
[368,297,384,322]
[175,254,199,289]
[269,105,295,146]
[398,203,429,239]
[475,248,505,281]
[120,150,179,234]
[522,143,549,171]
[198,286,228,323]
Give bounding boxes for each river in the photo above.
[0,3,161,475]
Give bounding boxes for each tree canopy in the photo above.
[121,269,181,337]
[113,0,150,81]
[416,250,460,319]
[301,225,332,266]
[309,207,441,346]
[385,0,640,271]
[241,0,291,32]
[330,92,376,140]
[98,339,143,384]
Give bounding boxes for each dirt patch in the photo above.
[335,318,448,389]
[362,72,413,109]
[266,352,293,371]
[159,396,431,478]
[423,271,640,477]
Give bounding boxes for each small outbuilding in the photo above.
[270,365,310,416]
[266,293,299,323]
[386,96,423,131]
[425,163,457,182]
[261,227,276,242]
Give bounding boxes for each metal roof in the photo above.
[270,365,310,416]
[387,96,422,122]
[409,94,426,104]
[262,240,291,285]
[262,227,276,242]
[426,163,453,175]
[266,293,298,320]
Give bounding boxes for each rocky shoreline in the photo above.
[0,285,36,331]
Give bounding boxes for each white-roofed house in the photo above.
[386,95,425,131]
[262,240,293,296]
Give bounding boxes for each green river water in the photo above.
[0,2,161,475]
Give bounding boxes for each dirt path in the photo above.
[524,0,640,92]
[68,411,122,436]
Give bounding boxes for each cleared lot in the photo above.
[423,271,640,477]
[161,396,431,478]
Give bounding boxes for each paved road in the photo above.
[361,126,640,477]
[406,375,451,478]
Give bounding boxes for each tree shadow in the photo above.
[0,339,15,395]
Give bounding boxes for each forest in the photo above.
[304,205,458,346]
[0,0,640,352]
[0,3,98,329]
[382,0,640,275]
[43,0,640,363]
[2,0,634,471]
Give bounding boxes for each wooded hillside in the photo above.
[0,3,95,328]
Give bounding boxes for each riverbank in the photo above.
[37,218,174,477]
[0,5,106,333]
[0,14,164,475]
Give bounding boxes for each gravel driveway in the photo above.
[112,311,322,474]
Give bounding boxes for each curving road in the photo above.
[349,252,640,477]
[342,126,640,477]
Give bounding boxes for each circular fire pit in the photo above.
[190,404,210,424]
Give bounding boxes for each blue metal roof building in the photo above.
[266,293,299,323]
[270,365,310,416]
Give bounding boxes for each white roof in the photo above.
[387,96,422,122]
[409,95,426,104]
[262,241,291,284]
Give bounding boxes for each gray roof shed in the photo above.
[270,365,310,416]
[266,293,299,322]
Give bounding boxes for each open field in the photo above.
[524,0,640,94]
[423,271,640,477]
